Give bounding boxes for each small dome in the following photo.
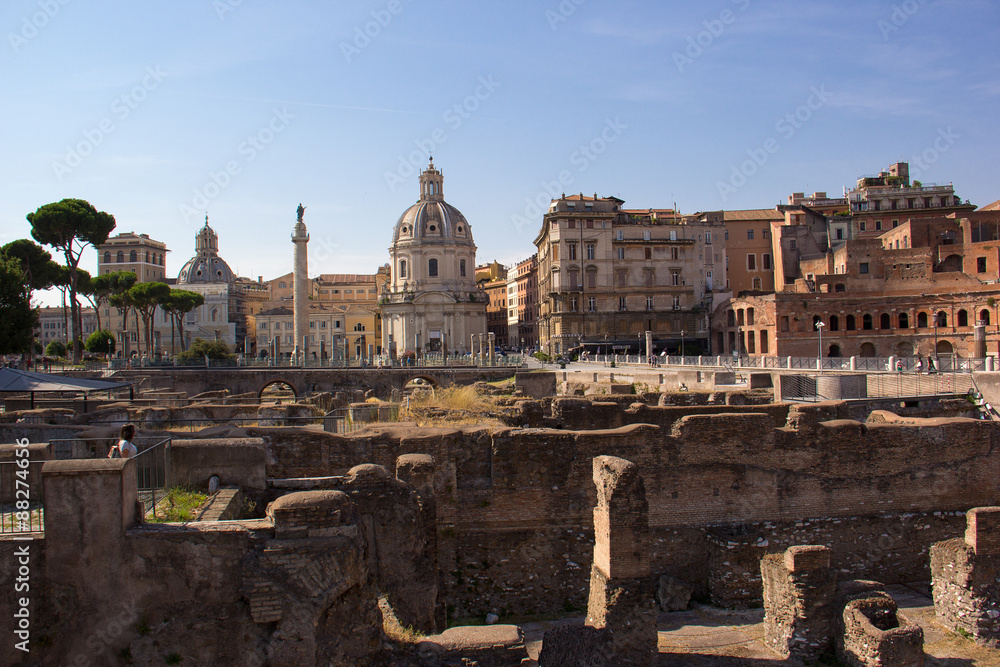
[392,159,474,246]
[393,200,473,245]
[178,217,237,284]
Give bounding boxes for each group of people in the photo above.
[895,356,937,373]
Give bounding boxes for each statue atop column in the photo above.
[297,203,305,223]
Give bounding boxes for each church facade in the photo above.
[380,160,486,358]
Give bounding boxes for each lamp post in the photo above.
[933,311,939,370]
[681,329,686,360]
[816,320,825,373]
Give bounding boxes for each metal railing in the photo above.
[134,437,171,518]
[46,436,171,518]
[0,460,44,534]
[92,354,526,371]
[576,354,989,375]
[323,404,403,434]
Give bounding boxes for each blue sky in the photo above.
[3,0,999,306]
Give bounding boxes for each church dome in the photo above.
[392,159,475,247]
[178,218,237,284]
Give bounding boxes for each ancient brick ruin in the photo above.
[4,387,1000,663]
[538,455,657,666]
[931,506,1000,647]
[761,545,923,666]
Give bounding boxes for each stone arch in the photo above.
[859,342,877,358]
[936,254,963,272]
[258,379,299,399]
[403,374,441,389]
[828,344,842,358]
[936,340,954,355]
[895,341,914,357]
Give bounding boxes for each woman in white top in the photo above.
[108,424,138,458]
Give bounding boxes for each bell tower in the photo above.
[419,158,444,202]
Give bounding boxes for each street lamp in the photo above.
[816,320,825,373]
[933,311,939,369]
[681,329,686,360]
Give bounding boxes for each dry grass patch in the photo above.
[401,385,505,428]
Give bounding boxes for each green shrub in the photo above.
[44,340,66,357]
[177,338,234,362]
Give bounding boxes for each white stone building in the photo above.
[380,160,486,357]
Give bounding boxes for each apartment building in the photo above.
[534,194,724,356]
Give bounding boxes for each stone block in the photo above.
[784,544,831,572]
[169,437,267,490]
[762,546,837,662]
[840,596,923,667]
[931,534,1000,647]
[657,575,693,612]
[965,506,1000,556]
[268,490,358,540]
[592,456,650,580]
[538,624,613,666]
[415,625,528,666]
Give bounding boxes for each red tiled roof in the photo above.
[722,209,784,221]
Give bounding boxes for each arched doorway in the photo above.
[259,380,297,401]
[403,376,440,390]
[936,340,953,355]
[895,341,914,357]
[859,342,877,358]
[828,344,842,358]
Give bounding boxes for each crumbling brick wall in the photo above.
[194,406,1000,616]
[761,545,837,662]
[840,596,923,667]
[931,506,1000,647]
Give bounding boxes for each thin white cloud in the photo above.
[824,91,926,117]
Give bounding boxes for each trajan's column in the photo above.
[292,203,309,362]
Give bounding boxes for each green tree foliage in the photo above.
[87,272,118,331]
[0,257,38,355]
[128,281,169,355]
[159,289,204,352]
[76,269,100,330]
[177,338,234,362]
[1,239,63,292]
[27,199,116,363]
[85,329,116,356]
[44,340,67,357]
[106,271,138,356]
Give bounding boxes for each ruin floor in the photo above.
[520,584,1000,665]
